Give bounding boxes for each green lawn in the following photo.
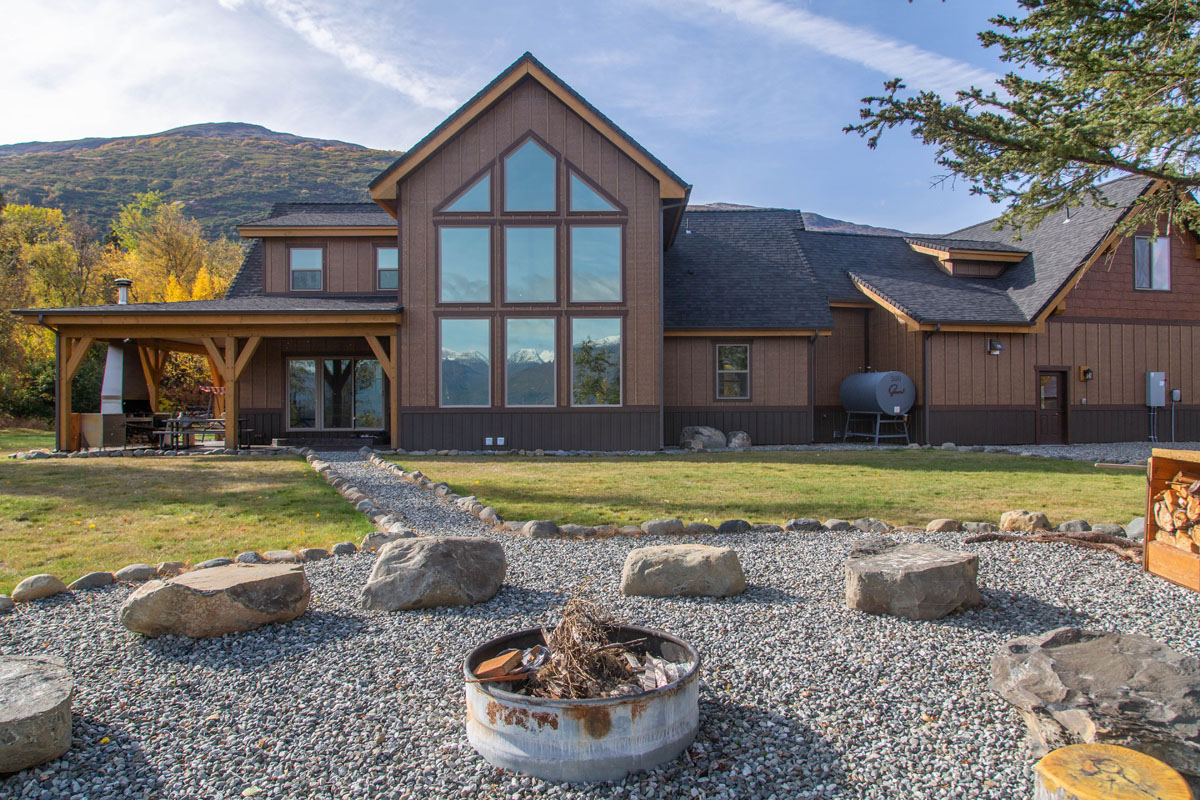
[389,450,1145,529]
[0,456,372,594]
[0,427,54,455]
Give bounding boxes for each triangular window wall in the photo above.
[504,140,556,211]
[445,173,491,213]
[570,172,618,212]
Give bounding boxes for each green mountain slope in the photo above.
[0,123,400,238]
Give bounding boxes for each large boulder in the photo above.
[522,520,560,539]
[620,544,746,598]
[844,537,980,621]
[679,426,726,450]
[119,563,311,638]
[926,518,961,533]
[991,628,1200,776]
[11,575,67,603]
[641,518,685,536]
[727,431,752,449]
[1000,510,1051,532]
[361,537,506,611]
[0,656,73,773]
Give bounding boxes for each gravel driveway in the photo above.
[5,471,1200,800]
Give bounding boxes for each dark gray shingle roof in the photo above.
[225,239,263,298]
[239,207,395,228]
[20,296,401,315]
[904,236,1027,253]
[794,232,1028,324]
[946,175,1153,320]
[664,209,833,330]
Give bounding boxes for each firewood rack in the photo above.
[842,412,910,446]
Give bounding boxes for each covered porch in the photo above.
[16,301,404,451]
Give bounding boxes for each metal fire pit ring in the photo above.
[463,624,701,783]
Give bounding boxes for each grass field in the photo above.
[0,456,372,594]
[0,427,54,455]
[390,450,1145,529]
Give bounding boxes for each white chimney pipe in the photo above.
[115,277,132,305]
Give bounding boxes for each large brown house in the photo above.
[17,54,1200,450]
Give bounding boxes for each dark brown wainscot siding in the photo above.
[263,238,399,295]
[663,335,811,445]
[393,75,662,450]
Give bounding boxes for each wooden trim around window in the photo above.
[714,341,751,401]
[436,223,495,306]
[567,223,625,305]
[438,316,493,409]
[287,243,327,293]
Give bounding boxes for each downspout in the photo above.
[808,332,818,443]
[659,198,689,451]
[922,324,940,445]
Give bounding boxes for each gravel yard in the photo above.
[4,451,1200,800]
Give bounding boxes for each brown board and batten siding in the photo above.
[394,75,663,451]
[917,225,1200,444]
[262,238,397,295]
[663,335,811,445]
[812,308,868,440]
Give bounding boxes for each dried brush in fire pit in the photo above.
[525,594,637,700]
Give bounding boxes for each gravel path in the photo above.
[4,455,1200,800]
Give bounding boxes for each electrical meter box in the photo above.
[1146,371,1167,407]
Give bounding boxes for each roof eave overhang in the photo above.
[15,307,404,339]
[849,276,1039,334]
[368,56,689,215]
[907,243,1028,263]
[235,226,397,237]
[663,327,832,337]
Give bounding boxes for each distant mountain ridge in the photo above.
[0,122,367,156]
[0,122,399,238]
[0,122,903,240]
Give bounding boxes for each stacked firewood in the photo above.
[1152,471,1200,553]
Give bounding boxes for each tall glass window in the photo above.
[322,360,355,429]
[570,226,621,302]
[288,358,382,430]
[289,248,323,291]
[571,317,621,406]
[1134,236,1171,290]
[445,174,490,213]
[354,360,385,428]
[506,318,555,406]
[288,360,317,428]
[439,227,490,302]
[505,227,556,303]
[716,344,750,399]
[441,318,491,407]
[505,140,555,211]
[377,246,398,290]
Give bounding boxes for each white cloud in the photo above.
[657,0,1000,97]
[229,0,464,112]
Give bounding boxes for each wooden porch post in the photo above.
[201,336,260,449]
[366,334,401,450]
[58,335,94,450]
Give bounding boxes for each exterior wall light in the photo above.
[1080,366,1094,381]
[986,338,1004,356]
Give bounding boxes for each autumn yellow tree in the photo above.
[104,192,242,301]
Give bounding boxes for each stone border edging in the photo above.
[9,446,304,460]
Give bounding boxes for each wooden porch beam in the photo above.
[232,336,261,381]
[63,336,94,381]
[365,335,394,381]
[136,344,161,412]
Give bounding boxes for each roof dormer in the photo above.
[904,237,1029,278]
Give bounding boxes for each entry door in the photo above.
[1037,370,1068,444]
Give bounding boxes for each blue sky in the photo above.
[1,0,1024,232]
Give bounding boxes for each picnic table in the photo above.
[153,417,249,448]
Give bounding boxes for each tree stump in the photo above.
[1034,743,1193,800]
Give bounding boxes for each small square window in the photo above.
[716,344,750,399]
[289,247,323,292]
